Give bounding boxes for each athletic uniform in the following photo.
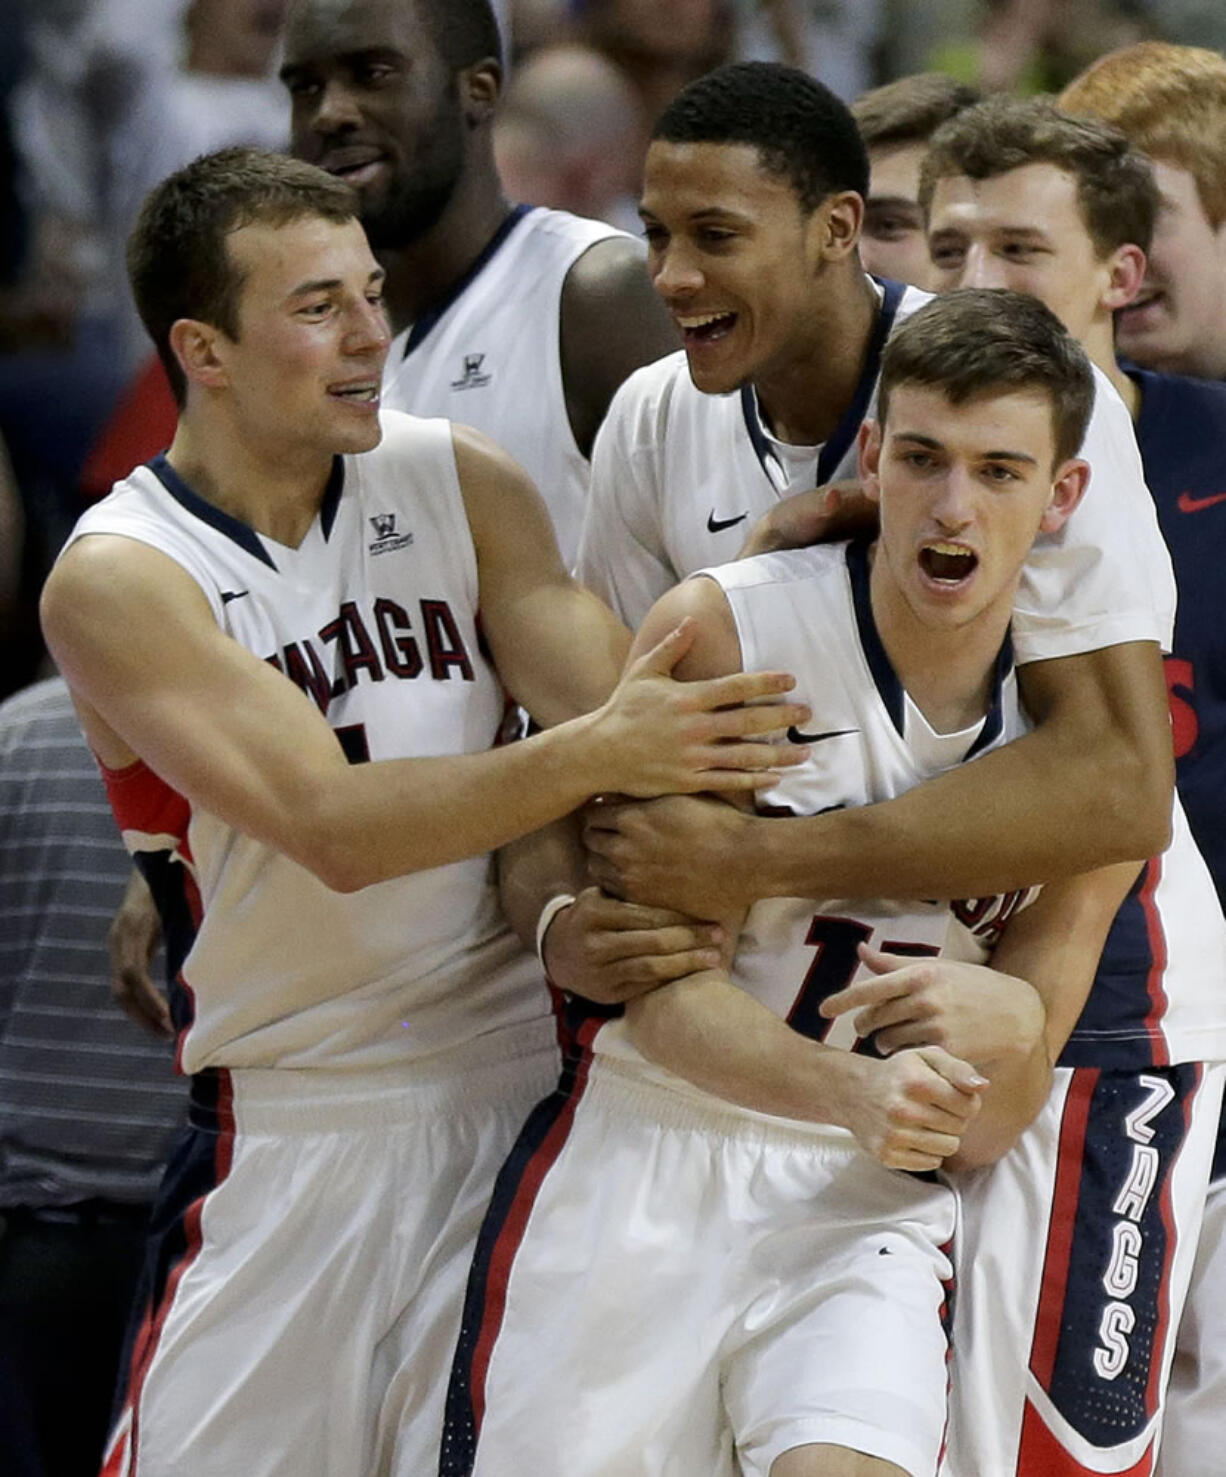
[442,540,1035,1477]
[943,364,1226,1476]
[1128,366,1226,1477]
[62,413,559,1477]
[381,204,630,567]
[576,278,1176,659]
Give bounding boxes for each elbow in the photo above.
[1100,740,1173,859]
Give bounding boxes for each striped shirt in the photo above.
[0,677,185,1209]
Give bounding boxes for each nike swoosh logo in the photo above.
[1177,490,1226,513]
[220,590,249,604]
[787,726,859,745]
[707,510,749,533]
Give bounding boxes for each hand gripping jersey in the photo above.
[63,412,549,1075]
[382,205,630,567]
[577,278,1176,658]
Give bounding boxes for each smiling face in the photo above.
[926,163,1121,347]
[639,138,836,396]
[862,382,1086,636]
[199,214,391,461]
[282,0,470,250]
[861,140,934,289]
[1115,159,1226,378]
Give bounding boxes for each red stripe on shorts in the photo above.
[1029,1069,1098,1390]
[469,1018,602,1430]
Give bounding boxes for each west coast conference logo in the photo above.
[451,352,491,391]
[368,512,415,555]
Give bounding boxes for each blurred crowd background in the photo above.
[3,0,1226,698]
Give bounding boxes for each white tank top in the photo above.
[382,205,629,566]
[65,412,550,1074]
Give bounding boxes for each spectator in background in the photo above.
[851,71,979,289]
[0,676,185,1477]
[494,43,644,233]
[1060,41,1226,381]
[577,0,734,125]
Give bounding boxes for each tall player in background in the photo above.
[576,62,1174,928]
[280,0,677,564]
[39,148,804,1477]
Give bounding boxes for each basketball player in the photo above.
[575,62,1175,923]
[107,0,680,1042]
[442,291,1138,1477]
[921,92,1226,1477]
[38,149,805,1477]
[280,0,678,564]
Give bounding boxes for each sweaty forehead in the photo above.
[642,139,799,213]
[285,0,427,63]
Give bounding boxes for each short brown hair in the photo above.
[878,289,1095,467]
[852,72,980,151]
[1059,42,1226,228]
[127,147,359,405]
[919,94,1157,258]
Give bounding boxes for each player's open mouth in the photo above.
[919,542,977,584]
[676,311,737,346]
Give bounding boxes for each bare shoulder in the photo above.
[633,575,742,681]
[560,234,678,456]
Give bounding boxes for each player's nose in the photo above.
[957,245,1009,292]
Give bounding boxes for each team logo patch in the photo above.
[368,513,414,555]
[451,352,491,391]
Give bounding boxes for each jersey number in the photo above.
[789,915,939,1050]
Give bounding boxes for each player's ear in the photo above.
[460,58,502,129]
[809,191,864,264]
[857,417,883,502]
[168,318,228,392]
[1100,242,1146,312]
[1040,458,1090,533]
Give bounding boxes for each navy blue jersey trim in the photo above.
[964,632,1014,760]
[402,204,534,358]
[148,454,278,571]
[846,538,1010,753]
[740,383,785,489]
[319,456,344,541]
[818,276,904,485]
[847,538,905,734]
[739,277,905,491]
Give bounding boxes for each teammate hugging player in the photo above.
[39,147,806,1477]
[440,290,1172,1477]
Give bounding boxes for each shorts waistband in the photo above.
[191,1021,559,1133]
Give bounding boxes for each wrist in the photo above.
[535,893,577,980]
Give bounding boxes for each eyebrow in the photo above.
[286,267,386,299]
[866,195,922,212]
[893,431,1038,466]
[638,205,752,226]
[279,48,402,84]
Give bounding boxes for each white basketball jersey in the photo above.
[381,205,630,567]
[578,278,1176,660]
[64,412,549,1074]
[594,540,1036,1094]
